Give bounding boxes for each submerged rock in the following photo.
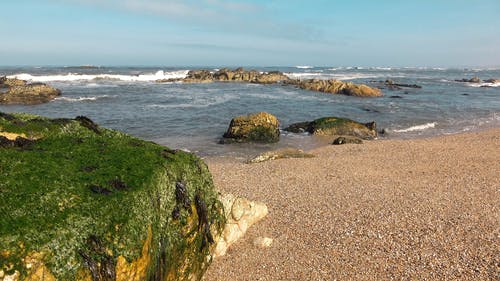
[0,112,225,281]
[285,78,383,97]
[285,117,377,139]
[222,112,280,143]
[246,148,315,164]
[0,77,61,105]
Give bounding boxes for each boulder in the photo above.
[246,148,314,164]
[222,112,280,143]
[0,78,61,105]
[285,117,377,140]
[0,112,225,281]
[285,79,383,97]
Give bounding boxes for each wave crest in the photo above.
[7,70,188,82]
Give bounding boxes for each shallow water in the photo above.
[1,66,499,156]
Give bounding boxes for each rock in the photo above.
[383,79,422,89]
[0,78,61,105]
[246,148,314,164]
[222,112,280,143]
[285,117,377,140]
[455,77,482,83]
[285,79,383,97]
[332,136,363,145]
[158,68,290,85]
[0,112,225,281]
[484,78,500,84]
[253,237,273,248]
[213,194,268,257]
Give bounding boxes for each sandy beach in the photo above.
[203,128,500,280]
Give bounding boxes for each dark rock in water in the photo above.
[0,112,225,281]
[285,78,383,97]
[484,78,500,83]
[222,112,280,143]
[285,117,377,140]
[0,77,61,105]
[384,79,422,89]
[455,77,482,83]
[332,136,363,145]
[283,121,310,133]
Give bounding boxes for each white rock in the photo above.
[253,237,273,248]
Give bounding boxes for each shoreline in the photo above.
[203,128,500,280]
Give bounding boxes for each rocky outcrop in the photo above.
[246,148,314,164]
[0,77,61,105]
[213,194,268,257]
[285,79,383,97]
[157,68,383,97]
[221,112,280,143]
[157,68,289,84]
[0,112,225,281]
[285,117,377,140]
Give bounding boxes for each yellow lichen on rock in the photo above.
[0,132,28,140]
[115,226,152,281]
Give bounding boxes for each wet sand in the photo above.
[203,128,500,280]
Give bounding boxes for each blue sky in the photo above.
[1,0,499,67]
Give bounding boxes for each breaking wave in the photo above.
[7,70,189,82]
[393,122,437,133]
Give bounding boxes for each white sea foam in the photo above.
[393,122,437,133]
[285,72,387,80]
[295,65,314,69]
[466,82,500,88]
[7,70,189,82]
[55,95,114,102]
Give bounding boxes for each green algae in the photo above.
[0,112,224,280]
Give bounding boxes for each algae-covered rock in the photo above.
[0,112,225,281]
[0,77,61,105]
[222,112,280,143]
[285,79,383,97]
[285,117,377,140]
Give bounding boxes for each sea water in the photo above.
[1,66,499,156]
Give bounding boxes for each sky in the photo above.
[1,0,499,67]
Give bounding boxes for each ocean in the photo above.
[1,66,499,156]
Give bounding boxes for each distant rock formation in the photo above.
[284,78,383,97]
[157,68,289,84]
[221,112,280,144]
[455,77,482,83]
[0,77,61,104]
[285,117,377,140]
[157,67,383,97]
